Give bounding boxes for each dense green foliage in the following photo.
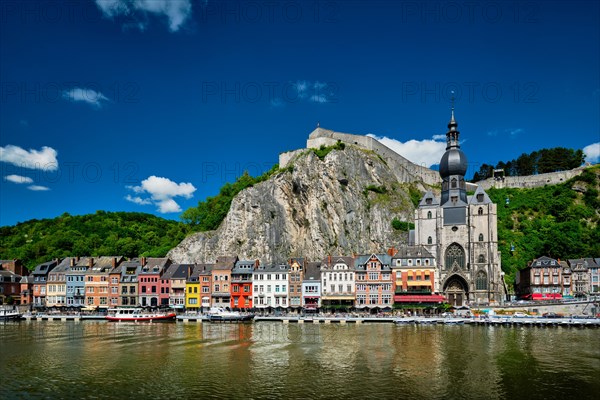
[180,164,280,231]
[472,147,585,182]
[364,185,387,195]
[0,211,189,270]
[489,166,600,285]
[391,218,415,232]
[312,140,346,160]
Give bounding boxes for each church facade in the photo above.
[413,110,504,306]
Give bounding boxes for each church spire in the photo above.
[446,93,460,150]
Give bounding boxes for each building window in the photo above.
[427,211,432,219]
[476,271,487,290]
[427,236,433,245]
[478,254,485,263]
[477,193,484,202]
[478,207,483,216]
[478,233,484,242]
[445,243,465,270]
[451,178,457,188]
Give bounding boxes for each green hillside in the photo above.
[0,211,189,270]
[487,165,600,285]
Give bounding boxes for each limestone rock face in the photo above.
[168,146,428,264]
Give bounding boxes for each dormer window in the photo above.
[477,193,484,202]
[426,198,432,205]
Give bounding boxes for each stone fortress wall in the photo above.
[476,167,587,190]
[279,127,590,190]
[279,127,442,186]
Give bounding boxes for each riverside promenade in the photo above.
[12,313,600,327]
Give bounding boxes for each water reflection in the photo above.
[0,322,598,399]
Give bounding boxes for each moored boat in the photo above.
[207,307,254,322]
[105,308,176,322]
[0,309,21,321]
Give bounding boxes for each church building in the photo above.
[412,107,504,306]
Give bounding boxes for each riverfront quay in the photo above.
[1,321,599,400]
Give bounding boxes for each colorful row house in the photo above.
[0,259,27,305]
[231,260,255,310]
[354,254,394,308]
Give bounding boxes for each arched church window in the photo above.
[451,178,457,188]
[427,211,432,219]
[476,271,488,290]
[478,207,483,216]
[478,254,485,263]
[478,233,484,242]
[445,243,465,270]
[427,236,432,245]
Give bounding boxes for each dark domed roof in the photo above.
[439,148,468,179]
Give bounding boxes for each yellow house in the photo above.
[186,265,201,310]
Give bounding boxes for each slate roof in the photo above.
[392,245,434,259]
[468,186,492,205]
[354,254,392,271]
[321,256,353,269]
[163,264,190,280]
[32,260,58,276]
[253,264,290,274]
[214,256,238,270]
[418,191,439,207]
[303,262,321,281]
[140,257,171,275]
[232,260,255,274]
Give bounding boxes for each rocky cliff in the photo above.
[168,144,434,264]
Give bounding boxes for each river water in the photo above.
[1,321,598,399]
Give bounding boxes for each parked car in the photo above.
[542,312,561,318]
[512,312,528,318]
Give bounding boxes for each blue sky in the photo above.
[1,0,599,226]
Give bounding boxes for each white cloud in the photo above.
[368,134,447,168]
[4,174,34,184]
[508,128,523,136]
[583,142,600,163]
[27,185,50,191]
[63,87,109,108]
[95,0,192,32]
[126,175,196,213]
[125,194,152,205]
[0,145,58,171]
[157,199,182,213]
[280,80,336,106]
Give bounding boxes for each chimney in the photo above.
[387,247,396,257]
[140,257,147,266]
[89,258,94,268]
[112,257,117,268]
[70,258,75,267]
[328,255,331,264]
[255,259,260,268]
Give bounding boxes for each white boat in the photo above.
[207,307,254,322]
[444,318,465,325]
[105,308,176,322]
[0,308,21,321]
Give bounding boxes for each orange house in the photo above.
[84,257,117,310]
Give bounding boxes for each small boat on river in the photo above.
[207,307,254,322]
[105,308,176,322]
[0,308,21,321]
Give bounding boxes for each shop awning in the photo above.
[394,295,446,303]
